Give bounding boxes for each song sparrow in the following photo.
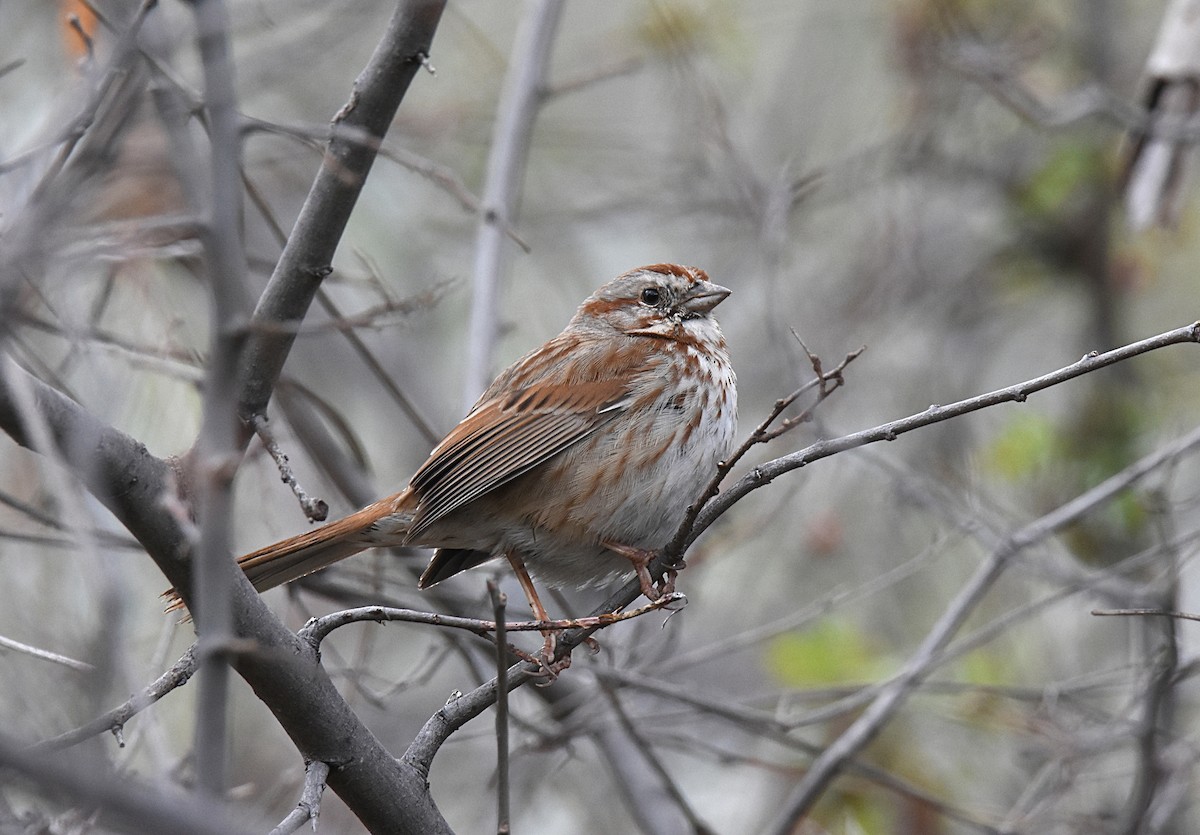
[172,264,736,645]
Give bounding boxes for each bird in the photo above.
[170,264,736,657]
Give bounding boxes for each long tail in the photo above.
[164,491,413,612]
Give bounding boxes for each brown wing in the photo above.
[406,379,631,540]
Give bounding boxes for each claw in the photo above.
[602,541,682,600]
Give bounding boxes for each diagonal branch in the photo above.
[34,646,198,753]
[687,321,1200,550]
[764,421,1200,833]
[236,0,447,429]
[0,359,450,834]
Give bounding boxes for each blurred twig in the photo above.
[461,0,565,408]
[765,421,1200,832]
[185,0,253,799]
[0,633,93,673]
[0,731,249,835]
[488,581,510,835]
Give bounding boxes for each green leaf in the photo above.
[766,620,879,686]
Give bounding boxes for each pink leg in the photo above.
[506,551,560,666]
[602,541,683,600]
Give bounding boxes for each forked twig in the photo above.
[33,646,198,752]
[268,760,330,835]
[667,342,864,557]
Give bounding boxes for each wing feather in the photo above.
[406,380,631,539]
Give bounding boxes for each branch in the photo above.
[0,361,450,834]
[236,0,447,427]
[489,581,511,835]
[185,0,254,797]
[764,422,1200,832]
[299,596,684,648]
[401,320,1200,810]
[687,321,1200,549]
[666,342,863,557]
[460,0,565,407]
[34,646,198,752]
[0,633,94,673]
[0,732,249,835]
[268,760,330,835]
[249,414,328,522]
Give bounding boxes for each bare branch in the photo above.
[184,0,255,798]
[489,581,511,835]
[235,0,448,428]
[0,633,94,673]
[688,322,1200,550]
[765,422,1200,831]
[461,0,566,408]
[249,414,328,523]
[1093,608,1200,623]
[0,732,250,835]
[666,342,863,557]
[300,595,685,649]
[34,646,198,752]
[268,760,330,835]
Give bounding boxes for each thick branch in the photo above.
[0,365,448,834]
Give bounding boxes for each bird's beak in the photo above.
[681,281,731,315]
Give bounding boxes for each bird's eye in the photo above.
[639,287,661,306]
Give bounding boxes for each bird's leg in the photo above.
[505,551,565,672]
[602,541,684,600]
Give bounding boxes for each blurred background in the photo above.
[1,0,1199,832]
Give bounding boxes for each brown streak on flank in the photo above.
[574,437,610,507]
[677,407,700,448]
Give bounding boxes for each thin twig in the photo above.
[300,595,686,649]
[239,164,441,444]
[0,634,93,673]
[34,646,198,752]
[405,323,1200,781]
[240,116,529,251]
[764,422,1200,833]
[488,581,510,835]
[687,322,1200,552]
[666,343,864,557]
[249,414,328,522]
[268,760,330,835]
[598,685,715,834]
[1092,608,1200,622]
[234,1,448,432]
